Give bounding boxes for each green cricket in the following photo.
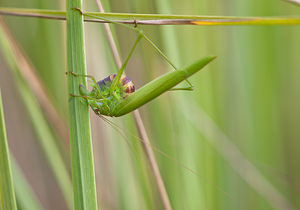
[69,9,215,117]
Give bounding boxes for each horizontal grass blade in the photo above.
[0,90,18,210]
[1,8,300,25]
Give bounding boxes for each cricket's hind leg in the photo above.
[130,25,194,90]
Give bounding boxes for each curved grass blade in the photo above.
[66,1,98,210]
[114,56,216,116]
[0,90,17,210]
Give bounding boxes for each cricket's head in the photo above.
[79,74,135,116]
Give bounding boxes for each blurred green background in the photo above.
[0,0,300,209]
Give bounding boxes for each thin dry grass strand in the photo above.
[132,110,172,210]
[95,1,172,209]
[95,0,122,68]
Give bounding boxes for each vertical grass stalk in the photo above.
[66,1,98,209]
[0,90,17,210]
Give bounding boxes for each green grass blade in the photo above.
[114,56,215,116]
[0,90,18,210]
[66,1,98,210]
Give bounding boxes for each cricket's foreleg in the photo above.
[69,93,87,104]
[68,71,96,81]
[67,71,102,95]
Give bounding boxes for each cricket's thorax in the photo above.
[87,74,135,116]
